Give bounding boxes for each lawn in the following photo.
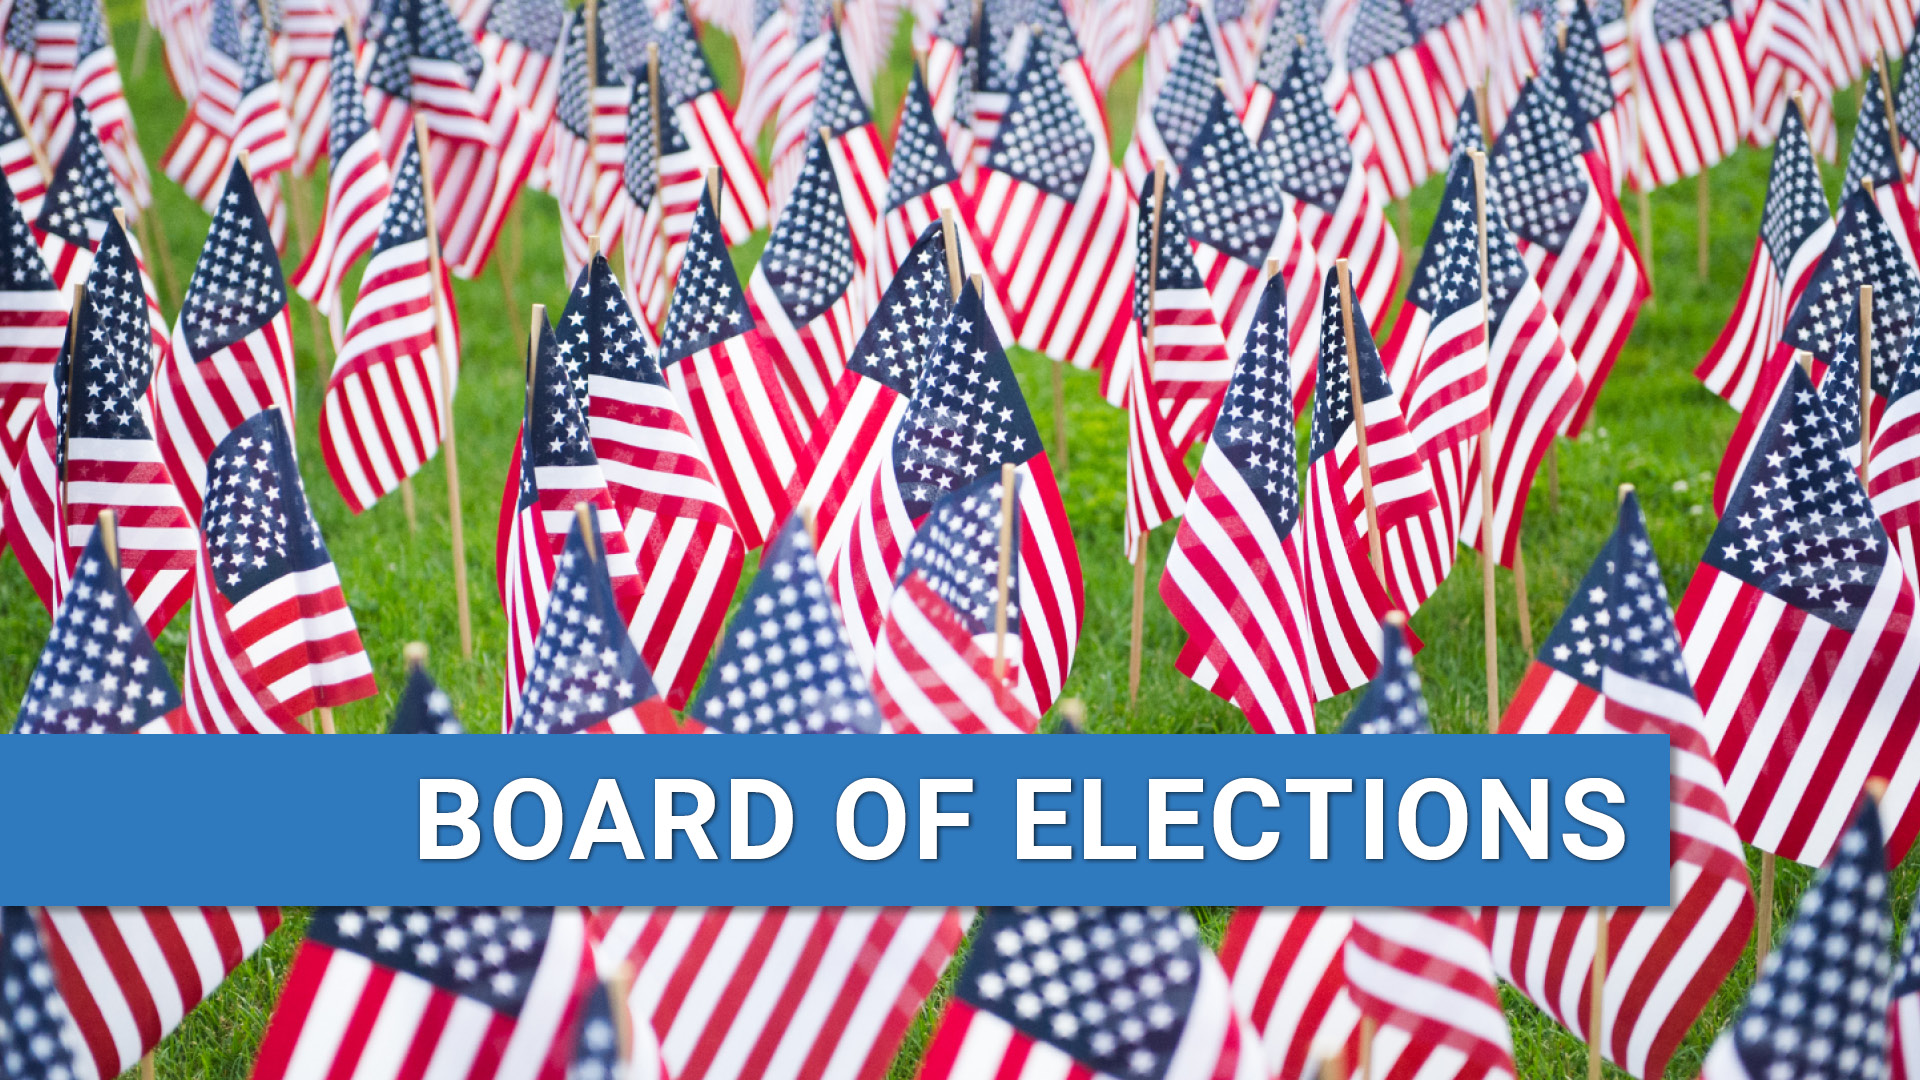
[8,4,1916,1078]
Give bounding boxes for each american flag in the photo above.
[825,277,1082,717]
[0,166,65,499]
[770,0,831,206]
[1079,0,1150,96]
[475,0,563,191]
[0,75,46,221]
[652,0,771,242]
[969,20,1134,378]
[1893,852,1920,1080]
[1414,0,1498,118]
[1746,0,1838,164]
[498,314,643,731]
[1221,905,1363,1080]
[1341,0,1450,199]
[33,100,112,292]
[1302,265,1427,696]
[275,0,337,175]
[569,251,743,710]
[772,25,886,274]
[1123,201,1198,559]
[656,186,805,551]
[871,469,1040,734]
[1699,797,1891,1080]
[1553,0,1635,193]
[251,908,596,1080]
[182,407,376,732]
[29,0,149,215]
[1486,0,1548,132]
[920,0,968,131]
[161,0,293,248]
[0,0,46,142]
[2,216,195,639]
[917,907,1266,1080]
[1124,2,1230,192]
[1870,332,1920,595]
[737,0,796,144]
[13,524,187,734]
[1698,97,1831,410]
[290,31,392,318]
[1679,360,1920,867]
[591,904,966,1080]
[552,8,632,282]
[1848,69,1920,275]
[359,0,538,279]
[746,130,864,430]
[1627,0,1753,188]
[319,133,460,515]
[34,906,283,1080]
[1808,0,1870,89]
[1895,21,1920,184]
[1494,492,1756,1080]
[1245,0,1374,193]
[153,160,294,523]
[1158,272,1317,735]
[1,905,83,1078]
[1170,86,1321,420]
[1489,60,1646,437]
[388,655,464,732]
[618,51,704,332]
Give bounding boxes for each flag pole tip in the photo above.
[1617,482,1635,503]
[1384,609,1407,628]
[1056,698,1087,732]
[403,642,428,670]
[1867,777,1890,801]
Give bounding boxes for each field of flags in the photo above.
[15,0,1920,1072]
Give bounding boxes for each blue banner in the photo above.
[0,734,1671,906]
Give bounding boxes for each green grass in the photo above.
[15,9,1918,1079]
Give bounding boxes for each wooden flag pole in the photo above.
[405,640,428,673]
[1588,909,1609,1080]
[1862,284,1874,478]
[1359,1017,1376,1080]
[141,1052,154,1080]
[1337,258,1385,579]
[991,458,1017,684]
[1130,160,1169,710]
[575,502,596,557]
[1470,150,1500,734]
[1755,850,1776,969]
[414,116,473,659]
[940,209,963,300]
[97,508,117,567]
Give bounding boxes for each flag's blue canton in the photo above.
[38,103,114,247]
[1341,621,1429,733]
[307,908,554,1016]
[659,192,754,365]
[1652,0,1728,42]
[375,136,428,253]
[654,0,718,106]
[1154,0,1187,27]
[43,0,106,57]
[1898,20,1920,147]
[1173,90,1286,265]
[1449,90,1485,163]
[79,219,160,407]
[206,0,243,62]
[1726,800,1889,1080]
[1255,0,1334,90]
[1847,70,1903,191]
[1705,364,1889,632]
[622,57,693,210]
[485,0,563,53]
[1406,161,1485,320]
[1606,493,1692,692]
[886,68,960,211]
[1309,266,1393,462]
[987,47,1094,201]
[1490,71,1588,254]
[4,0,34,55]
[1258,47,1353,214]
[514,509,658,734]
[389,665,463,733]
[324,30,373,165]
[363,13,415,99]
[203,408,333,605]
[555,13,591,139]
[977,0,1019,94]
[596,0,650,76]
[790,0,831,46]
[891,281,1042,519]
[845,223,949,393]
[561,254,662,391]
[1346,0,1416,69]
[1482,182,1533,326]
[764,134,855,324]
[1889,325,1920,410]
[15,529,181,734]
[1760,101,1831,274]
[179,162,286,361]
[690,515,883,734]
[1592,0,1623,25]
[896,470,1021,635]
[1213,274,1299,530]
[528,316,596,469]
[752,0,784,33]
[235,0,276,92]
[0,175,50,290]
[0,63,25,144]
[1782,190,1919,399]
[2,907,80,1079]
[1134,170,1206,328]
[1537,524,1615,686]
[1556,5,1615,128]
[955,907,1204,1080]
[413,0,485,81]
[1411,0,1476,36]
[567,982,621,1080]
[1811,292,1865,449]
[812,31,871,135]
[1021,0,1084,67]
[934,0,970,42]
[1151,13,1223,171]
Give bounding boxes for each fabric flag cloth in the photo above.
[1894,23,1920,188]
[182,407,376,733]
[968,17,1134,378]
[318,131,459,515]
[497,314,643,731]
[388,660,464,732]
[1627,0,1753,189]
[250,907,596,1080]
[652,0,770,242]
[1122,199,1198,559]
[154,160,294,523]
[745,130,865,430]
[1169,86,1321,421]
[1220,905,1362,1080]
[826,278,1082,717]
[618,51,704,333]
[871,469,1040,734]
[737,0,797,144]
[475,0,565,192]
[916,906,1267,1080]
[1494,493,1755,1080]
[1699,797,1891,1080]
[1160,273,1316,735]
[13,526,189,734]
[2,215,194,639]
[1698,98,1832,411]
[0,77,46,223]
[26,0,150,214]
[0,906,86,1078]
[291,30,394,318]
[1244,0,1375,195]
[277,0,339,175]
[1746,0,1838,163]
[1846,68,1920,276]
[589,903,966,1080]
[568,251,742,709]
[769,3,833,202]
[34,102,115,293]
[1870,333,1920,594]
[1124,2,1232,193]
[1490,59,1645,437]
[0,168,67,501]
[1341,0,1452,199]
[550,7,630,282]
[1080,0,1150,95]
[161,0,294,248]
[1680,360,1920,867]
[1549,0,1634,193]
[773,24,887,275]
